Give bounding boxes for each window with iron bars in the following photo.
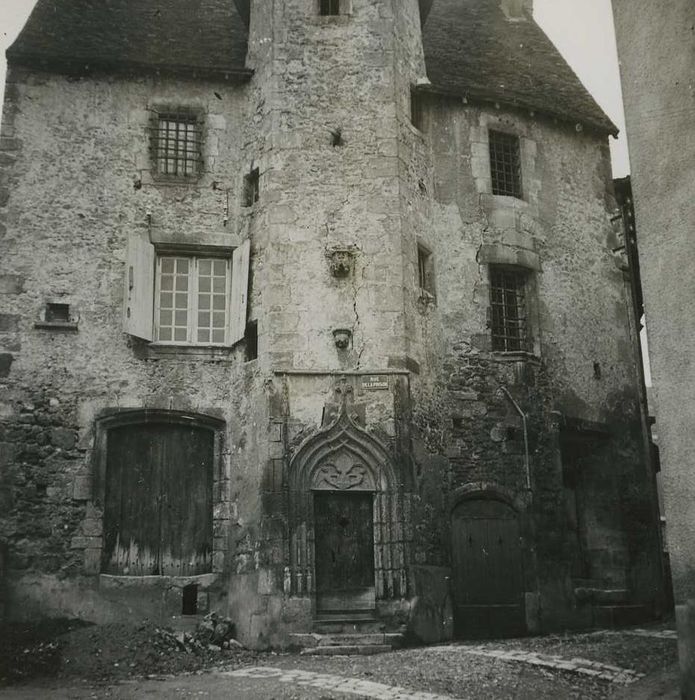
[489,266,529,351]
[151,111,202,178]
[489,130,522,198]
[320,0,340,15]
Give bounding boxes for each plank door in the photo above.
[451,499,525,638]
[103,423,213,576]
[314,492,375,612]
[158,425,214,576]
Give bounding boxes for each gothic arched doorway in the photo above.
[288,403,407,615]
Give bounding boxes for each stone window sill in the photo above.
[491,350,541,365]
[135,343,238,362]
[99,573,218,589]
[481,193,529,209]
[149,173,205,187]
[34,321,79,331]
[312,15,351,26]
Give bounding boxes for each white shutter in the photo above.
[123,232,155,341]
[229,238,250,346]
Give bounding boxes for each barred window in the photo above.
[489,266,529,352]
[151,112,202,178]
[489,130,522,198]
[155,256,231,345]
[320,0,340,15]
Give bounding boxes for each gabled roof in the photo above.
[422,0,617,135]
[7,0,615,135]
[7,0,252,82]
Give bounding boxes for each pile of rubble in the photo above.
[1,615,255,686]
[189,611,244,651]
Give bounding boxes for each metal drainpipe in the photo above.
[499,386,531,490]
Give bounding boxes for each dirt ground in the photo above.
[0,620,680,699]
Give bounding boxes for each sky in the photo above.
[0,0,629,175]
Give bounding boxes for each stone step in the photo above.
[314,621,385,634]
[301,643,393,656]
[290,631,405,654]
[318,632,387,646]
[315,610,377,623]
[594,604,651,628]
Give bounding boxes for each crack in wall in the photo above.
[352,251,369,368]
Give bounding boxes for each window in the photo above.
[151,111,202,178]
[489,266,529,351]
[489,130,522,198]
[245,321,258,361]
[417,244,435,298]
[320,0,340,15]
[156,256,231,345]
[124,234,250,347]
[45,303,71,323]
[243,168,260,207]
[410,88,424,130]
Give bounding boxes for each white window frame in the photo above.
[154,254,232,346]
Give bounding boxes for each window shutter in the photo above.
[229,238,250,346]
[123,232,155,341]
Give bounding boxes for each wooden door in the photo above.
[451,499,525,638]
[103,423,213,576]
[314,492,375,612]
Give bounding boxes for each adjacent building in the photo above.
[0,0,662,647]
[612,0,695,694]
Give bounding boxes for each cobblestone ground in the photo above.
[0,626,677,700]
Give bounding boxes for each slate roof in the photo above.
[7,0,615,134]
[6,0,252,81]
[422,0,617,135]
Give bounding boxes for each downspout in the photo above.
[499,386,531,490]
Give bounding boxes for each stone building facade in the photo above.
[612,0,695,694]
[0,0,662,646]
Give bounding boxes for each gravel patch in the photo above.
[274,646,612,699]
[466,628,677,676]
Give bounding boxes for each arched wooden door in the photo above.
[102,422,214,576]
[451,498,525,638]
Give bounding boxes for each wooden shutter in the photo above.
[123,232,155,341]
[229,238,250,346]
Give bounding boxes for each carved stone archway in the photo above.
[288,403,408,602]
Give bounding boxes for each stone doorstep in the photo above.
[319,633,388,646]
[314,620,387,634]
[301,643,394,656]
[290,631,404,655]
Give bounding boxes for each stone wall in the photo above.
[401,94,661,630]
[0,66,274,638]
[612,0,695,693]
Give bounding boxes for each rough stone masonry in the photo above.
[0,0,663,648]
